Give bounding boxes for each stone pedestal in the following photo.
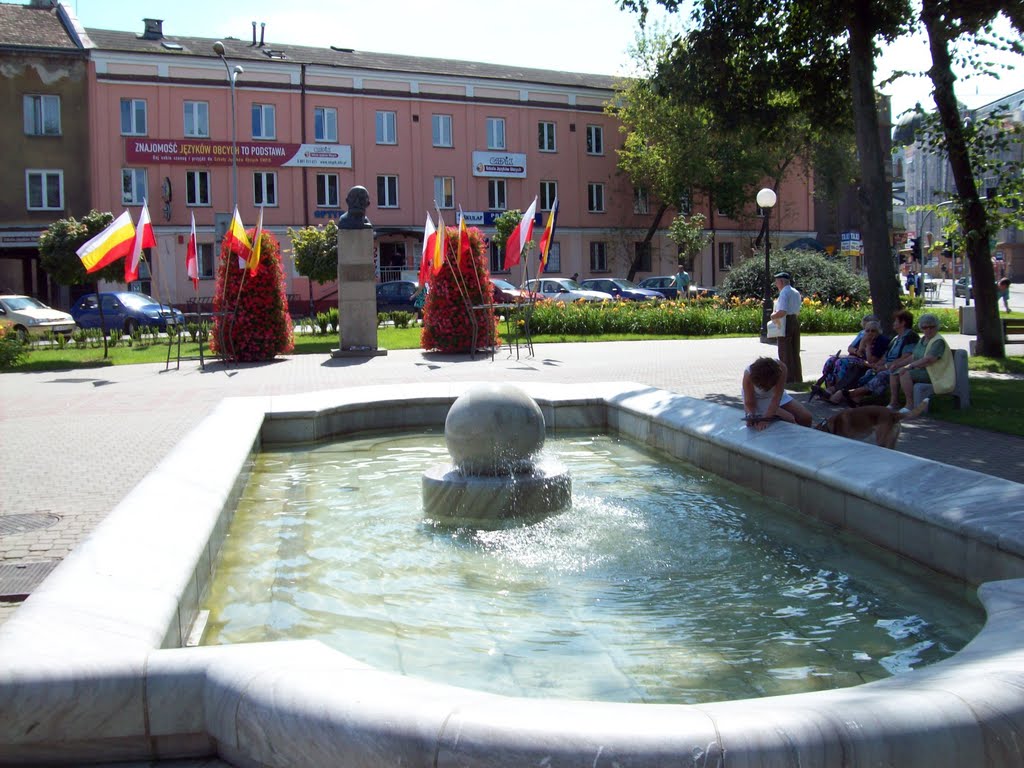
[332,227,387,358]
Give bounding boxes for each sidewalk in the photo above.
[1,333,1021,622]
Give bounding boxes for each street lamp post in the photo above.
[757,188,778,341]
[213,41,243,212]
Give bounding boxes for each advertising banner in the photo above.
[125,139,353,168]
[471,151,527,178]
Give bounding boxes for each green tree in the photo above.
[666,213,712,268]
[288,219,339,315]
[38,210,127,286]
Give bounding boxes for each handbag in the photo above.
[766,316,786,338]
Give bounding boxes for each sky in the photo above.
[51,0,1024,120]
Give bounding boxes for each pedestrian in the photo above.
[674,264,691,297]
[571,272,579,282]
[997,278,1011,312]
[770,271,802,384]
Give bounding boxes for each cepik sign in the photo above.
[125,139,353,168]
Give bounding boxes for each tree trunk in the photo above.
[627,202,670,281]
[921,0,1004,358]
[847,2,902,334]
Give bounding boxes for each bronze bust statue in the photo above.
[338,185,372,229]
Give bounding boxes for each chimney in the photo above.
[141,18,164,40]
[259,22,266,47]
[29,0,58,8]
[251,21,257,46]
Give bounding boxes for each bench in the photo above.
[1003,318,1024,345]
[913,348,970,409]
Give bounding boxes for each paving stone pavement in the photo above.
[1,333,1021,624]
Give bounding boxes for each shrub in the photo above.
[390,311,415,329]
[212,229,295,362]
[720,249,870,304]
[0,325,26,369]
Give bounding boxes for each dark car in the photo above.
[579,278,664,301]
[70,292,184,333]
[376,280,419,313]
[637,275,680,299]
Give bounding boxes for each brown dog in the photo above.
[814,400,929,449]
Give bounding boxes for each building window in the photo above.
[23,94,60,136]
[489,242,506,273]
[587,182,605,213]
[25,170,63,210]
[184,101,209,138]
[252,104,276,140]
[586,124,604,155]
[589,241,608,272]
[197,242,215,279]
[377,174,399,208]
[121,168,148,205]
[314,107,337,142]
[185,170,211,206]
[543,242,561,273]
[718,242,734,271]
[717,206,730,217]
[633,186,649,214]
[539,181,558,211]
[679,189,692,215]
[434,176,455,209]
[538,121,556,152]
[486,117,506,150]
[254,171,277,206]
[634,241,652,271]
[376,111,397,145]
[120,98,147,136]
[488,179,507,210]
[316,173,340,207]
[432,114,452,147]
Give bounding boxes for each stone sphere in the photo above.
[445,384,545,475]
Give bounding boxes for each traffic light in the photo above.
[910,237,922,261]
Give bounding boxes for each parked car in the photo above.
[637,275,681,299]
[489,278,539,304]
[579,278,664,301]
[523,278,612,303]
[70,292,184,333]
[954,277,973,299]
[376,280,419,313]
[0,295,76,340]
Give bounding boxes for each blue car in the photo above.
[70,292,185,333]
[376,280,419,313]
[579,278,664,301]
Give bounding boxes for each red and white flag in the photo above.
[418,212,436,285]
[125,201,156,283]
[185,212,199,289]
[503,197,537,269]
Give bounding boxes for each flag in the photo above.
[76,210,136,274]
[246,206,264,274]
[125,201,156,283]
[419,212,436,285]
[432,210,446,274]
[457,207,471,265]
[538,197,559,274]
[225,206,251,268]
[503,197,537,269]
[185,212,199,289]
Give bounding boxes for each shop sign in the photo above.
[471,151,527,178]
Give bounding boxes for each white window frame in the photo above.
[488,179,507,210]
[120,98,147,136]
[197,242,215,279]
[540,181,558,211]
[185,170,211,207]
[253,171,278,207]
[23,94,61,136]
[544,242,562,273]
[486,117,506,150]
[252,104,276,140]
[25,169,63,211]
[377,174,399,208]
[633,186,649,215]
[316,173,340,207]
[434,176,455,209]
[121,168,148,205]
[183,100,209,138]
[376,111,397,145]
[432,114,453,147]
[587,182,605,213]
[589,241,608,272]
[586,124,604,155]
[538,121,556,152]
[718,241,734,271]
[314,106,338,142]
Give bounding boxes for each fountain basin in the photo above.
[1,382,1024,767]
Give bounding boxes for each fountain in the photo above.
[422,383,571,523]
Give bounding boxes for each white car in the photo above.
[523,278,612,303]
[0,295,76,340]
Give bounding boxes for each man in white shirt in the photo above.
[770,271,802,383]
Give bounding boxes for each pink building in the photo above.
[80,15,815,308]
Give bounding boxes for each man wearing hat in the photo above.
[770,271,802,383]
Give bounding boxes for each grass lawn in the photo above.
[927,378,1024,436]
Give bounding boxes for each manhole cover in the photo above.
[0,513,60,537]
[0,560,60,602]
